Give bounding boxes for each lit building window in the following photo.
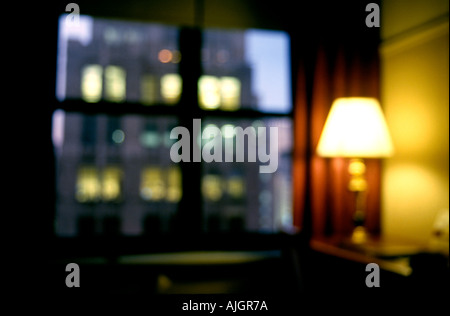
[202,174,223,202]
[102,166,123,202]
[199,76,241,111]
[227,175,245,199]
[166,166,182,203]
[81,65,102,103]
[140,167,166,201]
[199,75,221,110]
[220,77,241,111]
[76,166,101,202]
[141,74,157,105]
[140,123,160,148]
[105,65,126,102]
[161,74,182,104]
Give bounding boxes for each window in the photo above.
[160,74,182,104]
[75,166,101,203]
[81,65,102,102]
[57,14,180,105]
[200,118,292,232]
[53,13,293,237]
[104,66,126,102]
[140,166,182,203]
[202,28,291,113]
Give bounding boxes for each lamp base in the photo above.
[351,226,368,244]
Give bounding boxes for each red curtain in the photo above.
[292,13,381,239]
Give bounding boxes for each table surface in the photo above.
[309,236,431,276]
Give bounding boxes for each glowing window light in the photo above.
[140,130,159,148]
[166,166,182,203]
[140,167,166,201]
[161,74,182,104]
[220,77,241,111]
[105,65,126,102]
[102,167,123,202]
[141,74,157,105]
[227,175,245,199]
[199,75,220,110]
[81,65,102,103]
[202,174,223,202]
[76,166,101,202]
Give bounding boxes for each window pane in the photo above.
[53,111,180,236]
[102,166,123,202]
[198,76,241,111]
[81,65,102,102]
[160,74,182,104]
[140,167,166,201]
[198,75,221,110]
[202,29,292,113]
[104,65,126,102]
[76,166,101,203]
[56,14,180,105]
[201,117,293,233]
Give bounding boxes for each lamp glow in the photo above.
[317,97,394,158]
[317,97,394,244]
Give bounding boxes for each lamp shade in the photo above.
[317,97,394,158]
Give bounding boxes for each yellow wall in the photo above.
[381,0,449,243]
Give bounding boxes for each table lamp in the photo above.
[317,97,394,244]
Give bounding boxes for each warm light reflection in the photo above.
[202,174,223,201]
[81,65,102,103]
[161,74,182,104]
[383,162,449,237]
[105,65,126,102]
[76,166,101,202]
